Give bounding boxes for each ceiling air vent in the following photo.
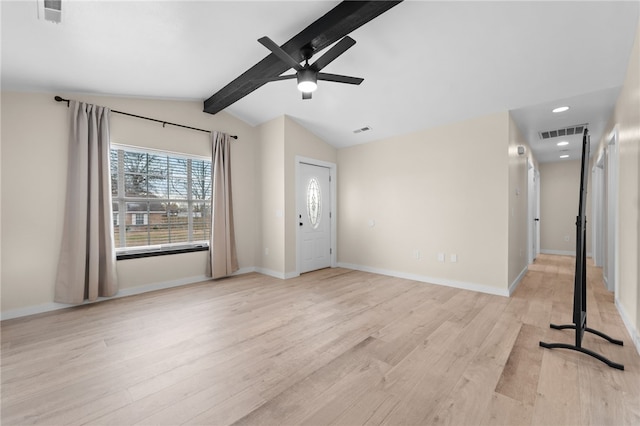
[353,126,372,134]
[539,124,588,140]
[38,0,62,24]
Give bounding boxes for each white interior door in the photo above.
[298,163,331,273]
[527,161,539,264]
[535,169,540,258]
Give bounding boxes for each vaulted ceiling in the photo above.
[2,1,638,162]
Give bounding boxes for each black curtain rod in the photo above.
[54,96,238,139]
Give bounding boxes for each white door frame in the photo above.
[295,156,337,275]
[592,152,605,268]
[605,127,619,294]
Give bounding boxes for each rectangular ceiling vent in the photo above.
[38,0,62,24]
[538,123,588,140]
[353,126,371,134]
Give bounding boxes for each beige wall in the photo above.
[256,116,286,275]
[1,91,258,313]
[337,111,511,294]
[508,114,535,289]
[283,116,337,275]
[255,115,337,277]
[595,18,640,347]
[539,159,592,256]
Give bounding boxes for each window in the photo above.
[307,177,321,229]
[110,145,211,255]
[133,213,147,225]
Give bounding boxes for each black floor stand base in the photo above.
[539,323,624,370]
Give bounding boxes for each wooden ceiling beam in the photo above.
[203,1,402,115]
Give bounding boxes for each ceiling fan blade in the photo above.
[302,92,312,100]
[311,36,356,71]
[252,74,298,84]
[317,72,364,85]
[258,37,302,71]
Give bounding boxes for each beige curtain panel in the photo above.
[54,101,118,304]
[209,131,239,279]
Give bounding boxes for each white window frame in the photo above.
[111,144,212,255]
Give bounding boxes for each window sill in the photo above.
[116,244,209,260]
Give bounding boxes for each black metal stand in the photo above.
[539,129,624,371]
[539,325,624,370]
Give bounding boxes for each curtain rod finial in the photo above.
[54,96,70,107]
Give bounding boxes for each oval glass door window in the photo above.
[307,177,321,229]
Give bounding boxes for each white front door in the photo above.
[298,163,331,273]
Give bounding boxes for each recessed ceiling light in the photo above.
[560,154,570,159]
[557,141,569,146]
[553,106,570,113]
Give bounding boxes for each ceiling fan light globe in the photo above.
[298,81,318,92]
[297,69,318,92]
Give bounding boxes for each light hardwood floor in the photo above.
[2,254,639,425]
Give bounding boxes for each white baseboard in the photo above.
[0,266,307,321]
[1,274,211,321]
[539,249,593,258]
[337,262,509,297]
[540,249,575,256]
[254,268,299,280]
[615,298,640,356]
[233,267,256,276]
[254,267,286,279]
[509,266,528,296]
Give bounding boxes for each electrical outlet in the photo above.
[437,253,445,262]
[413,249,421,260]
[450,254,457,263]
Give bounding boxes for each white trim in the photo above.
[540,249,593,258]
[1,267,260,321]
[509,266,528,295]
[254,267,286,280]
[111,142,211,162]
[337,262,509,297]
[232,267,256,276]
[540,249,575,256]
[607,126,620,298]
[615,298,640,355]
[254,267,299,280]
[1,274,210,321]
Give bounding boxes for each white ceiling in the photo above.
[2,1,639,163]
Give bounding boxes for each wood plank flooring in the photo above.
[2,254,638,425]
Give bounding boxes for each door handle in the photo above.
[299,222,303,226]
[534,218,540,221]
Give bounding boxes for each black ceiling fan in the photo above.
[203,1,402,114]
[256,35,364,100]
